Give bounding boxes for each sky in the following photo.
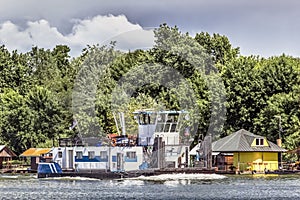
[0,0,300,58]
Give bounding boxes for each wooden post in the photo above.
[237,152,240,174]
[0,157,3,169]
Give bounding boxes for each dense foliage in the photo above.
[0,24,299,161]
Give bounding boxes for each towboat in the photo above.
[37,110,217,179]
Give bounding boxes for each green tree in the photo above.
[0,46,35,94]
[150,24,226,141]
[72,44,121,138]
[221,56,264,136]
[26,86,64,146]
[0,89,34,154]
[194,32,240,65]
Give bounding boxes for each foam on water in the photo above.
[0,175,20,179]
[0,174,36,180]
[128,173,227,181]
[118,179,145,186]
[41,176,101,181]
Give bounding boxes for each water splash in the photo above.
[128,173,227,181]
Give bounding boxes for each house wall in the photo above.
[233,152,279,172]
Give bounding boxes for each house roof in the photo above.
[212,129,287,152]
[20,148,52,157]
[0,145,17,157]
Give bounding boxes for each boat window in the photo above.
[167,115,172,122]
[139,113,156,125]
[170,124,177,132]
[149,113,156,124]
[58,151,62,158]
[159,114,167,122]
[173,114,179,123]
[76,151,83,159]
[100,151,107,159]
[164,124,170,132]
[88,151,95,159]
[155,123,164,132]
[126,151,136,159]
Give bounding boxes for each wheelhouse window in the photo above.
[255,138,264,146]
[76,151,83,159]
[88,151,95,159]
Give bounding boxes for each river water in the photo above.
[0,173,299,199]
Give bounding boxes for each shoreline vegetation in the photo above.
[0,24,299,165]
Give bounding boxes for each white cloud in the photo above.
[1,1,300,57]
[0,21,32,51]
[0,15,155,57]
[67,15,155,53]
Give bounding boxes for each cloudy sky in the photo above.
[0,0,299,57]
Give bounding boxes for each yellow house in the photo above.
[212,129,286,172]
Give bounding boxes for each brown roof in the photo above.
[0,145,17,157]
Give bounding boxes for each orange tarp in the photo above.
[20,148,51,157]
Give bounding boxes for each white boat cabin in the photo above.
[51,146,144,172]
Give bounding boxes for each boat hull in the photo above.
[38,167,233,179]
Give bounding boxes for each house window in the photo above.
[76,151,83,159]
[256,138,264,146]
[58,151,62,158]
[88,151,95,159]
[100,151,107,159]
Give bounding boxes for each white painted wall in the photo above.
[51,146,144,171]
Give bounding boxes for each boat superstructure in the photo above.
[133,110,191,168]
[38,110,198,178]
